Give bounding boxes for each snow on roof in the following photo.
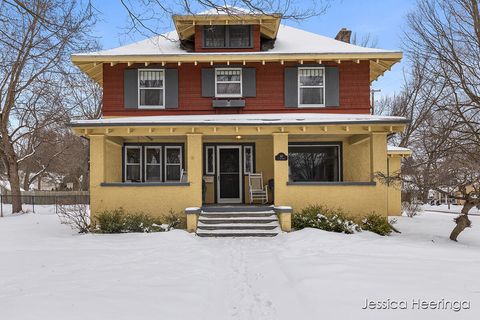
[73,24,398,57]
[70,113,409,127]
[196,6,260,15]
[387,145,412,154]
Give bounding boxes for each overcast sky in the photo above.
[91,0,417,98]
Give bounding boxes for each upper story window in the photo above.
[203,25,252,48]
[138,70,164,108]
[298,67,325,107]
[215,68,242,97]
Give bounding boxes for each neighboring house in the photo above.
[69,7,411,234]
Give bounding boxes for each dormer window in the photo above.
[203,25,252,48]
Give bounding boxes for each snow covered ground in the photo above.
[423,203,480,215]
[1,209,479,320]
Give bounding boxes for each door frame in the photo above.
[216,145,243,204]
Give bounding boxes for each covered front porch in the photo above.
[71,113,408,232]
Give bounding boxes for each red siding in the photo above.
[102,61,371,117]
[194,25,261,52]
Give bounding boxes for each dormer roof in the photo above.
[173,6,281,40]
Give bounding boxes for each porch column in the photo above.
[370,132,388,215]
[272,133,292,231]
[186,134,203,232]
[89,135,106,218]
[89,135,106,188]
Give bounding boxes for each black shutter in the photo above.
[165,69,178,108]
[242,68,256,97]
[284,67,298,108]
[325,67,339,107]
[124,69,138,109]
[201,68,215,97]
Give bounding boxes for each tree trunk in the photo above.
[23,170,31,191]
[449,201,475,241]
[0,128,23,213]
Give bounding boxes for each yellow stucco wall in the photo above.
[88,130,401,222]
[387,157,402,216]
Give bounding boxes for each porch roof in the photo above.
[70,113,409,128]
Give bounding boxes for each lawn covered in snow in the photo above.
[1,210,479,320]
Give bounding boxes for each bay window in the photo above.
[165,146,182,181]
[123,145,183,183]
[145,147,162,181]
[288,144,341,182]
[298,67,325,107]
[138,70,164,108]
[215,68,242,97]
[125,146,142,182]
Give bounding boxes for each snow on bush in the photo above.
[292,205,360,234]
[361,213,393,236]
[93,208,180,233]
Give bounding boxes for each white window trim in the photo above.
[288,143,341,182]
[164,146,183,182]
[124,146,142,182]
[243,146,253,174]
[297,67,325,108]
[215,68,242,98]
[138,69,165,109]
[144,146,162,182]
[205,146,215,175]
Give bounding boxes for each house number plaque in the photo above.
[275,152,288,161]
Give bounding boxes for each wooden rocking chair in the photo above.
[248,173,268,204]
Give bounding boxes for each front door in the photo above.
[217,146,242,203]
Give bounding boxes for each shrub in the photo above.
[292,205,360,234]
[402,201,421,218]
[94,208,168,233]
[95,208,125,233]
[57,204,90,233]
[362,213,392,236]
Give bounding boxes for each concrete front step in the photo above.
[196,207,280,237]
[200,211,275,218]
[197,221,279,230]
[196,227,280,237]
[201,206,273,213]
[198,215,278,224]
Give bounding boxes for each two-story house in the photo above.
[70,7,411,236]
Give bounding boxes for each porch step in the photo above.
[196,207,280,237]
[196,227,281,237]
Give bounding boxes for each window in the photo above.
[125,146,142,182]
[145,147,162,181]
[165,146,182,181]
[244,146,253,174]
[215,68,242,97]
[298,67,325,107]
[205,146,215,175]
[138,70,164,108]
[228,25,251,47]
[288,144,341,182]
[203,25,251,48]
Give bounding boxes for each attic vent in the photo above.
[335,28,352,43]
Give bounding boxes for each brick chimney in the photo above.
[335,28,352,43]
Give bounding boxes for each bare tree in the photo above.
[386,0,480,240]
[118,0,332,38]
[0,0,96,213]
[350,32,378,48]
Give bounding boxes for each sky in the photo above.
[90,0,417,98]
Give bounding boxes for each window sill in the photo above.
[286,181,376,186]
[138,106,165,110]
[297,105,326,108]
[100,182,190,187]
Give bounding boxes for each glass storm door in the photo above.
[216,146,242,203]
